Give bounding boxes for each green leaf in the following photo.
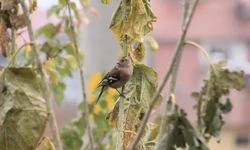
[52,82,65,103]
[39,137,55,150]
[101,0,111,4]
[41,41,62,58]
[0,68,48,150]
[192,61,245,140]
[59,0,66,5]
[145,36,159,51]
[36,23,59,39]
[47,5,63,17]
[156,107,209,150]
[109,0,157,41]
[63,43,76,55]
[61,126,83,150]
[80,0,90,6]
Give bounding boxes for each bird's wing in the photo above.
[98,67,120,87]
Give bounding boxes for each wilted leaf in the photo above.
[131,42,145,62]
[64,55,77,69]
[39,137,55,150]
[192,61,245,140]
[9,14,26,29]
[29,0,37,13]
[45,59,60,84]
[101,0,111,4]
[0,18,10,57]
[0,67,48,150]
[109,0,157,41]
[156,107,209,150]
[109,64,161,149]
[146,36,159,51]
[0,0,18,10]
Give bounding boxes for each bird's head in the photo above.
[117,56,132,68]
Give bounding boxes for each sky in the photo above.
[37,0,80,10]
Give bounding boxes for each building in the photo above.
[152,0,250,149]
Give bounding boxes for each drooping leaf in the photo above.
[0,0,18,10]
[47,5,63,17]
[131,42,145,62]
[36,23,60,39]
[145,36,159,51]
[38,137,55,150]
[0,18,10,57]
[156,106,209,150]
[192,61,245,140]
[108,64,161,149]
[101,0,111,4]
[0,67,48,150]
[9,14,26,29]
[61,126,84,150]
[29,0,37,13]
[109,0,157,41]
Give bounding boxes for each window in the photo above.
[235,0,250,21]
[199,41,250,87]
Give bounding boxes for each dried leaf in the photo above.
[156,107,209,150]
[0,18,10,57]
[131,42,145,62]
[0,67,48,150]
[146,36,159,51]
[39,137,55,150]
[29,0,37,13]
[0,0,18,10]
[109,64,161,149]
[10,14,26,29]
[109,0,157,41]
[101,0,111,5]
[192,61,245,140]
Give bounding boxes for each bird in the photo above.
[96,56,133,104]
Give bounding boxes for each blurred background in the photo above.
[2,0,250,149]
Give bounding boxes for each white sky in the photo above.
[37,0,80,10]
[37,0,57,9]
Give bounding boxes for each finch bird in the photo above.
[96,56,133,103]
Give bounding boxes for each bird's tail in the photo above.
[96,86,106,104]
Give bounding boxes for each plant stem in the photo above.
[129,0,200,149]
[11,27,16,54]
[66,1,94,150]
[20,1,62,150]
[184,40,217,73]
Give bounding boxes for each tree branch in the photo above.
[129,0,200,149]
[65,1,94,150]
[20,1,62,150]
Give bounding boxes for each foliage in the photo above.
[192,61,245,141]
[157,105,209,150]
[0,0,246,150]
[0,68,48,150]
[62,72,118,150]
[38,137,56,150]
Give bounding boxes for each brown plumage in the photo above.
[96,56,133,103]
